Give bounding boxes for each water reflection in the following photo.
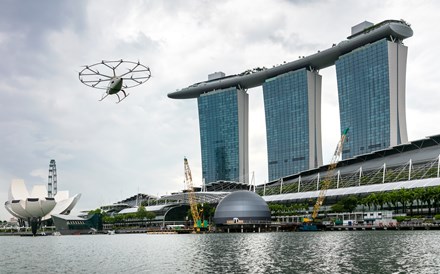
[195,233,283,273]
[1,231,440,273]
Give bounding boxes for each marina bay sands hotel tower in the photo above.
[168,20,413,184]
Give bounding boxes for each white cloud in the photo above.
[29,169,48,180]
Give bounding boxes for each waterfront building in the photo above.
[263,68,322,181]
[259,134,440,208]
[168,19,413,183]
[213,190,271,225]
[4,179,81,235]
[198,86,249,184]
[51,214,102,235]
[162,135,440,218]
[336,24,408,159]
[115,193,158,207]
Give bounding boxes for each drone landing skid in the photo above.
[99,93,109,102]
[116,91,130,104]
[98,91,129,103]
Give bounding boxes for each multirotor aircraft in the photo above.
[78,60,151,103]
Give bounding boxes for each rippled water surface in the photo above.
[1,231,440,273]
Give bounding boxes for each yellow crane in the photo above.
[183,157,207,230]
[311,128,349,220]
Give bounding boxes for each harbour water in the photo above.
[1,230,439,273]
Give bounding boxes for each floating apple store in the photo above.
[213,191,271,232]
[4,179,81,235]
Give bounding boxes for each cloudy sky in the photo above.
[1,0,439,220]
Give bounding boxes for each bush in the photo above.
[393,216,407,222]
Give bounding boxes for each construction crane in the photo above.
[183,157,207,230]
[311,128,349,220]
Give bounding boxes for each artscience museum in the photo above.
[4,179,81,235]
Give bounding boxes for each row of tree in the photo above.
[92,186,440,225]
[268,203,309,216]
[355,186,440,216]
[269,186,440,217]
[90,206,156,225]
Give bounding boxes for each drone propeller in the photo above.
[92,79,102,87]
[130,75,144,84]
[79,60,151,100]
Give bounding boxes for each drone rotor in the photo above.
[78,60,151,91]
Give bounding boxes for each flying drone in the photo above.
[78,59,151,103]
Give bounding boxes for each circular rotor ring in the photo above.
[78,60,151,90]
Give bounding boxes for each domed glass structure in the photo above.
[213,191,271,225]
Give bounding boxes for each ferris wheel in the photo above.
[48,159,57,198]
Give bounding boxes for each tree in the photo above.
[268,203,284,215]
[375,192,385,210]
[421,187,434,216]
[360,196,372,211]
[114,214,124,223]
[413,188,424,214]
[369,193,378,211]
[137,206,153,227]
[200,203,216,223]
[401,188,415,215]
[432,186,440,214]
[383,192,393,211]
[330,196,358,213]
[397,188,408,214]
[406,190,415,216]
[137,206,148,219]
[331,203,345,213]
[341,195,358,212]
[389,190,400,213]
[102,215,114,224]
[146,211,156,226]
[88,208,102,216]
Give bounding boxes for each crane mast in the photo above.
[184,157,202,227]
[311,128,349,220]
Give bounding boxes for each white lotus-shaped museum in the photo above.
[4,179,81,220]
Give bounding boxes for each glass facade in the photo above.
[198,87,248,184]
[263,68,321,181]
[336,38,392,159]
[192,28,408,184]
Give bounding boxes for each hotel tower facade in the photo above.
[168,20,413,184]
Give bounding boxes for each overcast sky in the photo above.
[1,0,440,220]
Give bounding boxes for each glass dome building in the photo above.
[213,191,271,225]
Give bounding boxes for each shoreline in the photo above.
[2,223,440,236]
